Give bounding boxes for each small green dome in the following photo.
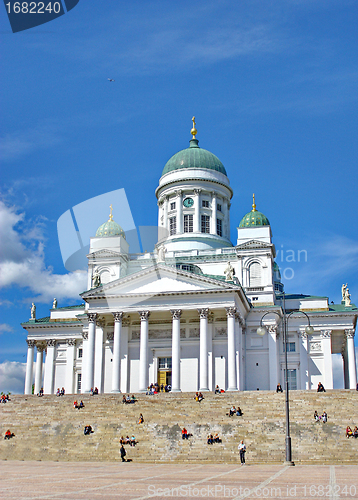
[95,219,125,238]
[239,210,270,228]
[162,139,227,177]
[239,195,270,228]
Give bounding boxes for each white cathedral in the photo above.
[22,120,357,395]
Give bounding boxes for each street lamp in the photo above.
[257,291,314,465]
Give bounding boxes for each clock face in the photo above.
[183,197,194,208]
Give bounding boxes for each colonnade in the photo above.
[24,321,357,394]
[81,307,242,394]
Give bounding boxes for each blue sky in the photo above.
[1,1,357,392]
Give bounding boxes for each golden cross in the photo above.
[109,204,113,221]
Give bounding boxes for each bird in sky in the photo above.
[108,78,115,82]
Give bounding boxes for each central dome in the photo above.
[161,138,227,177]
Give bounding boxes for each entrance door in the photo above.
[158,357,172,388]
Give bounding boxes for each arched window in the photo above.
[249,262,261,287]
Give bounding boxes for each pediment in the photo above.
[236,240,272,250]
[88,249,122,259]
[81,263,239,299]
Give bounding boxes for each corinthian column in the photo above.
[44,339,56,394]
[345,329,357,389]
[321,330,333,389]
[171,309,182,392]
[226,307,238,391]
[112,312,123,393]
[24,339,36,394]
[83,313,97,393]
[139,311,150,392]
[198,308,209,391]
[194,189,201,233]
[34,344,45,395]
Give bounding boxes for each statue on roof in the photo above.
[92,269,101,288]
[342,283,347,301]
[342,283,351,307]
[52,298,57,309]
[157,244,167,263]
[224,262,235,282]
[30,303,36,320]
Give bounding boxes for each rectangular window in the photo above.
[78,348,83,358]
[201,215,210,233]
[202,200,209,208]
[158,357,172,369]
[217,218,222,237]
[284,369,297,390]
[217,203,222,212]
[77,373,82,392]
[170,202,176,211]
[169,217,176,235]
[285,342,296,352]
[184,214,193,233]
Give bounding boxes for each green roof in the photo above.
[96,219,125,238]
[161,139,227,176]
[239,209,270,228]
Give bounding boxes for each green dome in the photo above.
[161,139,227,176]
[95,219,126,238]
[239,210,270,228]
[239,195,270,228]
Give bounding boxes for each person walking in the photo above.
[120,444,126,462]
[238,440,246,465]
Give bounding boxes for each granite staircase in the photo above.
[0,390,357,464]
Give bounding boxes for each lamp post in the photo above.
[257,291,314,466]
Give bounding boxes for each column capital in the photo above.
[268,325,278,336]
[299,330,307,339]
[82,332,88,340]
[112,312,124,322]
[46,339,56,347]
[175,189,183,197]
[225,307,237,318]
[198,308,209,319]
[139,311,150,321]
[36,343,45,353]
[26,339,36,348]
[87,313,98,323]
[67,338,76,347]
[194,188,202,195]
[170,309,182,319]
[321,330,332,339]
[345,329,355,339]
[107,332,114,341]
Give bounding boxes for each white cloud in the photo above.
[0,199,87,303]
[0,324,14,334]
[0,361,26,394]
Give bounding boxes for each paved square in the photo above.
[1,461,357,499]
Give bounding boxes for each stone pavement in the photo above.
[1,461,357,500]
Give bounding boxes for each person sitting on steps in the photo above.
[229,405,236,417]
[207,434,213,445]
[314,411,320,422]
[84,425,93,435]
[317,382,326,392]
[236,407,243,416]
[4,430,15,440]
[138,413,144,424]
[321,411,327,423]
[130,435,137,446]
[346,426,353,438]
[353,426,358,438]
[276,383,283,393]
